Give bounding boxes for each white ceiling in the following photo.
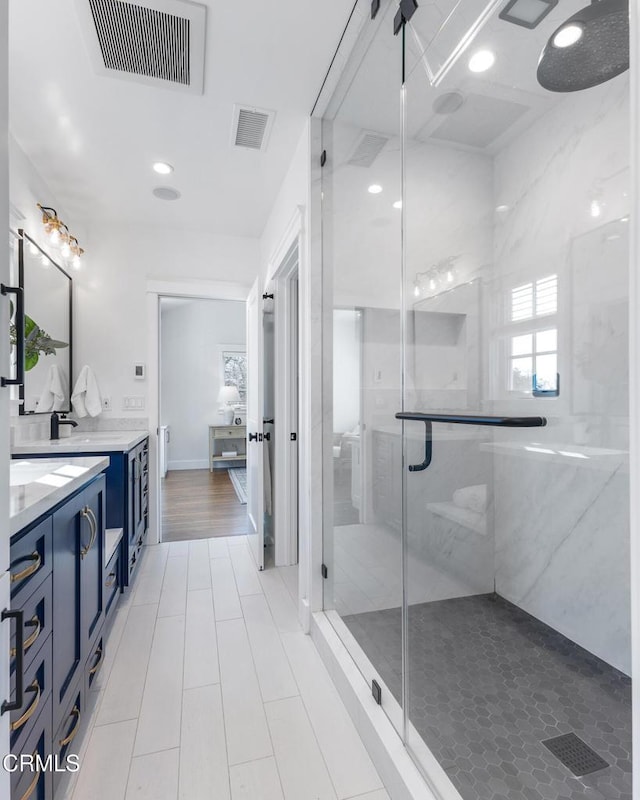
[8,0,353,237]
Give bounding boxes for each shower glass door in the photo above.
[402,0,631,797]
[322,0,404,733]
[322,0,631,796]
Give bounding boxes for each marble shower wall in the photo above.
[490,75,630,673]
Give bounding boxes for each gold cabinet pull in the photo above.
[89,646,103,676]
[80,506,97,558]
[10,680,41,732]
[10,552,41,584]
[10,615,41,658]
[19,751,40,800]
[105,572,117,588]
[59,706,81,747]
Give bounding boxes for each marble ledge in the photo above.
[481,440,628,471]
[10,456,110,538]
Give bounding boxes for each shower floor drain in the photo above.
[542,733,609,776]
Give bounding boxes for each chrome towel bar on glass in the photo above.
[395,412,547,472]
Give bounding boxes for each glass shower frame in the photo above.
[321,0,632,796]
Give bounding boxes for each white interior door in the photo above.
[246,278,264,569]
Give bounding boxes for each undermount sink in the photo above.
[52,432,126,444]
[11,460,90,487]
[10,462,54,486]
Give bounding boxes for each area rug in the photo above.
[228,467,247,504]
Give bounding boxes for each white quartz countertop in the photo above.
[10,457,110,537]
[12,430,148,455]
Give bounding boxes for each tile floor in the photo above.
[60,536,388,800]
[344,594,632,800]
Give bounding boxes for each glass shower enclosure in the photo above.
[322,1,631,798]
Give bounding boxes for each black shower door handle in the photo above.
[396,412,547,472]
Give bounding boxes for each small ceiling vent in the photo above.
[347,132,390,167]
[75,0,206,94]
[232,105,276,152]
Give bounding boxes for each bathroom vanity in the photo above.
[13,430,149,587]
[9,457,109,800]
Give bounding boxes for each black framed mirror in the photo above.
[17,229,73,414]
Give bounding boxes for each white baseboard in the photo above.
[167,459,209,471]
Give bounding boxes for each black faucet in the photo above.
[50,411,78,440]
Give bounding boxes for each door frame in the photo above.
[246,277,265,569]
[146,279,250,545]
[269,239,300,566]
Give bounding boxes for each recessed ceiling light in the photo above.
[552,23,583,48]
[393,200,402,209]
[153,161,174,175]
[368,184,383,194]
[153,186,181,201]
[468,50,496,73]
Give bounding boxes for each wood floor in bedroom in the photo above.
[161,468,248,542]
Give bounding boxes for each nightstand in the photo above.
[209,424,247,470]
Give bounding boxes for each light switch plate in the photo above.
[122,396,145,410]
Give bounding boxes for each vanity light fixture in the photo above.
[468,49,495,73]
[37,204,85,269]
[414,256,460,297]
[368,184,383,194]
[153,161,174,175]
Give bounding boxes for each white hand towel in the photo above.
[452,484,488,514]
[72,366,103,418]
[37,364,67,413]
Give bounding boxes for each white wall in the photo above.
[161,298,245,469]
[260,123,309,270]
[8,135,259,430]
[76,221,257,423]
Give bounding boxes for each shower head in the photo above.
[536,0,629,92]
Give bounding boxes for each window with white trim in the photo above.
[508,275,558,394]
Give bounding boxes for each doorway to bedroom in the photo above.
[159,296,248,542]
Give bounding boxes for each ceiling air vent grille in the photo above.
[88,0,190,86]
[348,132,389,167]
[232,106,275,152]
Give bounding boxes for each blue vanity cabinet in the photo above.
[50,489,83,736]
[80,479,105,659]
[127,439,149,583]
[51,474,106,734]
[10,464,108,800]
[9,692,53,800]
[15,436,150,591]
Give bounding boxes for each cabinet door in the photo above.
[129,452,142,546]
[80,476,105,659]
[52,491,84,732]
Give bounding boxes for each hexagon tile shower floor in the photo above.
[344,594,631,800]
